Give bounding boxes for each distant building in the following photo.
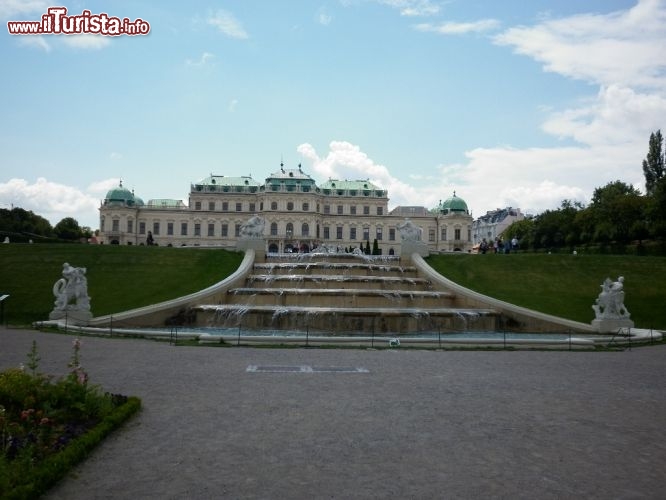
[98,165,475,254]
[472,207,524,245]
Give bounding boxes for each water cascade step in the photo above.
[193,253,500,336]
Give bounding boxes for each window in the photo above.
[302,202,309,211]
[235,224,241,237]
[350,227,357,240]
[363,227,369,241]
[337,205,343,215]
[153,222,160,235]
[286,223,294,237]
[139,222,146,235]
[271,223,278,236]
[323,226,330,239]
[429,229,435,242]
[249,203,255,212]
[195,201,201,210]
[455,228,461,240]
[271,201,278,210]
[468,229,471,242]
[324,205,330,214]
[181,222,187,236]
[194,223,201,236]
[236,203,242,212]
[112,219,119,231]
[222,202,228,211]
[377,207,383,216]
[441,228,447,241]
[336,226,343,239]
[127,220,133,233]
[302,223,309,236]
[287,202,294,211]
[389,228,395,241]
[208,223,214,237]
[376,227,383,240]
[350,206,357,215]
[221,224,228,237]
[363,206,370,215]
[208,202,215,211]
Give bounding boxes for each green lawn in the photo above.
[0,244,244,325]
[426,253,666,330]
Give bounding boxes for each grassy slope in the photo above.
[0,244,244,325]
[2,245,664,330]
[426,253,666,330]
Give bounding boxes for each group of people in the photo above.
[479,236,519,254]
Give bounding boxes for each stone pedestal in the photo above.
[49,309,93,325]
[592,318,634,333]
[236,238,266,261]
[401,240,429,259]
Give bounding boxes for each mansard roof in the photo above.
[319,179,387,197]
[265,165,317,186]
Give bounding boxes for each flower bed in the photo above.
[0,339,140,499]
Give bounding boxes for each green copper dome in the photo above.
[104,181,138,206]
[439,192,469,214]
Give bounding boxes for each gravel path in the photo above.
[1,328,665,499]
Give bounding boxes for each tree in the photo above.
[0,207,53,240]
[642,130,664,195]
[588,181,644,243]
[54,217,83,240]
[503,218,535,250]
[372,238,380,255]
[646,177,666,239]
[364,240,371,255]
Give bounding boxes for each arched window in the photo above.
[271,201,278,210]
[271,222,278,236]
[286,223,294,237]
[302,223,309,236]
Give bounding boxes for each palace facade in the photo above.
[98,164,474,255]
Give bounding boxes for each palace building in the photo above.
[98,164,474,255]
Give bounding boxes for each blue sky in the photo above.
[1,0,665,229]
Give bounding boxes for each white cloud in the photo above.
[0,178,101,226]
[109,152,123,161]
[207,9,249,39]
[186,52,215,67]
[0,0,49,19]
[60,34,111,50]
[414,19,500,35]
[375,0,440,17]
[16,35,51,52]
[229,99,239,112]
[494,0,666,90]
[317,9,333,26]
[297,141,421,209]
[541,85,666,147]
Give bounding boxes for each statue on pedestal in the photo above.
[593,276,630,320]
[49,263,92,323]
[591,275,633,332]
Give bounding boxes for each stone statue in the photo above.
[52,263,90,312]
[239,215,265,239]
[593,276,630,320]
[397,219,421,242]
[49,263,92,323]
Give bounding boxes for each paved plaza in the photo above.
[1,328,665,499]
